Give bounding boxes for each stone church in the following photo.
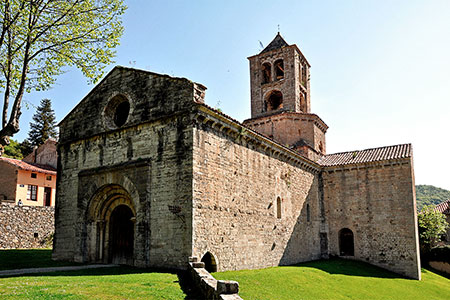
[53,34,421,279]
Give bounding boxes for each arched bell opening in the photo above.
[262,62,272,84]
[201,251,217,273]
[265,90,283,111]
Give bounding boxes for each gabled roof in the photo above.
[0,157,56,175]
[434,200,450,214]
[318,144,412,167]
[260,33,289,54]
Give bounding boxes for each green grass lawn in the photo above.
[0,267,190,300]
[2,250,449,299]
[0,249,81,270]
[0,249,198,299]
[214,259,450,300]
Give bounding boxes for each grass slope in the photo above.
[214,259,450,300]
[416,184,450,211]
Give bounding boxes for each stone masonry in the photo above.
[0,203,54,248]
[53,33,421,280]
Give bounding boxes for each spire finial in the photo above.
[277,24,280,34]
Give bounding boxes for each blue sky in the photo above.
[14,0,450,190]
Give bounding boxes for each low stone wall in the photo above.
[429,261,450,275]
[0,203,54,249]
[188,257,242,300]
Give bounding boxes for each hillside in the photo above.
[416,185,450,211]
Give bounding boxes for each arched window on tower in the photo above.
[265,90,283,111]
[301,63,307,87]
[276,197,282,219]
[318,141,324,153]
[262,63,271,84]
[274,59,284,79]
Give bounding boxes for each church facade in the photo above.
[53,34,421,279]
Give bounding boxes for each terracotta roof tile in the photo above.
[434,200,450,214]
[318,144,412,167]
[0,157,56,175]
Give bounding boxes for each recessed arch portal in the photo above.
[339,228,354,256]
[86,184,137,265]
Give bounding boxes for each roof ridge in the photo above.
[324,143,412,157]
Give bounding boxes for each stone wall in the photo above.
[243,112,327,158]
[54,67,201,269]
[249,45,310,117]
[322,159,421,279]
[188,257,242,300]
[0,161,17,201]
[0,203,54,249]
[192,107,324,271]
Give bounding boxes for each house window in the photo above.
[27,185,38,201]
[46,175,52,181]
[276,197,282,219]
[31,173,37,179]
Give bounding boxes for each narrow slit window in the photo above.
[276,197,282,219]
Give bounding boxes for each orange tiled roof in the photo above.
[318,144,412,167]
[0,157,56,175]
[434,200,450,214]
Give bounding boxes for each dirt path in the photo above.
[0,264,118,277]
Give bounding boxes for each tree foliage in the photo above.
[28,98,56,146]
[0,0,126,154]
[416,185,450,211]
[418,205,449,250]
[3,138,22,158]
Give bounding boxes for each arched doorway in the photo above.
[86,184,137,265]
[109,204,135,264]
[339,228,354,256]
[201,252,217,273]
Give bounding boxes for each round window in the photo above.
[114,101,130,127]
[104,94,131,129]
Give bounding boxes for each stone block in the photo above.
[217,280,239,294]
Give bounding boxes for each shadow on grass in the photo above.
[0,249,82,271]
[290,258,404,279]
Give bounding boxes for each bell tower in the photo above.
[244,33,328,161]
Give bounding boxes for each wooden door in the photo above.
[109,205,134,264]
[44,187,51,206]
